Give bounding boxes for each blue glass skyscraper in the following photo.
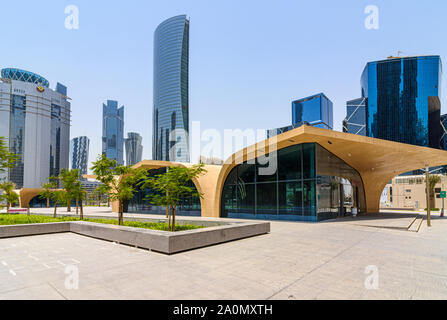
[361,55,442,148]
[292,93,333,130]
[102,100,124,165]
[153,15,190,162]
[343,98,367,136]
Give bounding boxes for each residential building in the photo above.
[70,136,90,176]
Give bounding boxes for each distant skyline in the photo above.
[1,0,446,172]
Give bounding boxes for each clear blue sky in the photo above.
[1,0,446,170]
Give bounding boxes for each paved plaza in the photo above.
[1,208,447,299]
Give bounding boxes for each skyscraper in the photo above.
[0,68,70,188]
[102,100,124,165]
[292,93,333,130]
[361,55,442,148]
[125,132,143,166]
[153,15,190,162]
[343,98,367,136]
[70,136,90,175]
[441,114,447,151]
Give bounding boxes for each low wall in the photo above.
[0,220,270,254]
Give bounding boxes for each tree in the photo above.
[95,184,108,207]
[0,181,19,212]
[58,169,80,212]
[39,180,57,208]
[0,136,20,174]
[425,174,441,209]
[50,190,67,218]
[91,154,147,225]
[72,181,87,219]
[139,164,206,232]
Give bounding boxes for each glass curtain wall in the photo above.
[221,143,366,222]
[125,168,201,216]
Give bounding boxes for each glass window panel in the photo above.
[302,143,315,179]
[238,163,255,184]
[256,182,277,216]
[278,145,302,181]
[278,181,303,217]
[303,180,316,220]
[257,153,277,183]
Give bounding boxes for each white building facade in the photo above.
[0,68,70,188]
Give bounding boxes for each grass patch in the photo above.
[0,214,204,232]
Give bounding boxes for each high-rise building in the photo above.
[292,93,333,130]
[125,132,143,166]
[343,98,367,136]
[0,68,70,188]
[102,100,124,165]
[153,15,190,162]
[361,55,442,148]
[70,136,90,175]
[441,114,447,151]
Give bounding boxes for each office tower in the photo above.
[153,15,190,162]
[343,98,367,135]
[125,132,143,166]
[102,100,124,165]
[361,55,442,148]
[70,136,90,175]
[0,68,70,188]
[441,114,447,151]
[292,93,333,130]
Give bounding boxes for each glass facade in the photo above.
[1,68,49,87]
[343,98,367,136]
[125,132,143,166]
[9,94,26,188]
[125,168,201,216]
[441,114,447,151]
[102,100,124,165]
[221,143,365,222]
[361,56,442,148]
[50,104,61,179]
[153,15,190,162]
[292,93,333,130]
[70,136,90,175]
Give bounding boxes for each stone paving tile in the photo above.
[2,209,447,299]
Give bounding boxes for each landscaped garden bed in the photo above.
[0,214,204,232]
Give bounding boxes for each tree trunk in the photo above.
[118,200,123,225]
[67,199,71,212]
[54,203,58,218]
[80,200,84,220]
[172,206,176,232]
[108,197,110,207]
[168,205,171,229]
[76,199,79,215]
[6,203,10,213]
[46,197,49,208]
[27,205,30,216]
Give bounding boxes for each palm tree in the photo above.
[50,190,67,218]
[0,181,19,212]
[59,169,80,212]
[39,181,57,208]
[72,182,87,219]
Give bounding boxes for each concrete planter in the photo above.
[0,220,270,254]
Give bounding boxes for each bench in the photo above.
[7,209,28,214]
